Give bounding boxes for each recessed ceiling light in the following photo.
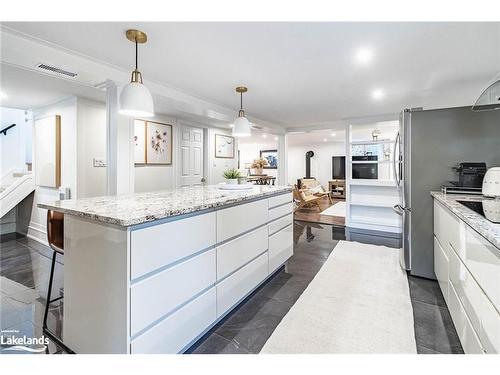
[331,132,336,137]
[323,138,328,142]
[355,48,374,65]
[0,91,6,99]
[262,134,267,138]
[372,89,385,100]
[229,124,234,128]
[274,136,279,141]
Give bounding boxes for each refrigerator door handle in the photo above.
[392,131,400,187]
[393,204,404,216]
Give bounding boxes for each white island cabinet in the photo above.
[39,185,293,354]
[432,192,500,354]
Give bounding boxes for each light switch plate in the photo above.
[93,158,106,167]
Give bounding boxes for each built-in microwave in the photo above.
[352,155,378,179]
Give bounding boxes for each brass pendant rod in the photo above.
[240,92,243,110]
[135,38,138,72]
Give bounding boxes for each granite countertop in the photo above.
[431,191,500,250]
[38,185,292,227]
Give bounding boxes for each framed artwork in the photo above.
[134,120,146,164]
[146,121,173,165]
[215,134,235,158]
[260,149,278,169]
[34,115,61,188]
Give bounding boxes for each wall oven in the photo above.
[352,155,378,179]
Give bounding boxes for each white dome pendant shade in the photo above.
[232,86,251,137]
[118,29,154,118]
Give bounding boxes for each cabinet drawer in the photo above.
[130,249,216,335]
[268,193,292,209]
[268,213,293,236]
[434,236,449,304]
[433,200,464,256]
[480,296,500,354]
[130,212,216,279]
[268,202,293,222]
[463,227,500,311]
[131,288,216,354]
[216,252,268,317]
[269,224,293,274]
[449,246,483,336]
[448,282,484,354]
[217,226,268,280]
[217,199,268,242]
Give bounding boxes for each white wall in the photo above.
[207,127,238,185]
[134,114,177,193]
[0,107,31,179]
[287,142,345,188]
[29,97,78,244]
[76,98,107,198]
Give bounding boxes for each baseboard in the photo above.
[27,224,49,246]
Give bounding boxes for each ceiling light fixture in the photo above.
[331,132,336,137]
[232,86,251,137]
[274,136,279,141]
[262,134,267,138]
[372,89,385,100]
[119,29,154,118]
[355,48,374,65]
[0,91,6,100]
[323,138,328,142]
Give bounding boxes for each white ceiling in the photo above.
[0,63,105,109]
[2,22,499,127]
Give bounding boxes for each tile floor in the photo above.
[0,222,463,354]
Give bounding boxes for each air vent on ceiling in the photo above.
[251,125,263,130]
[35,63,78,79]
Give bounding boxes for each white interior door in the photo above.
[179,126,204,187]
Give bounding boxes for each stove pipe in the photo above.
[305,150,314,179]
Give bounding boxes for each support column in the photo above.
[105,81,134,195]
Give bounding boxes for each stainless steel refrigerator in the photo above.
[393,106,500,279]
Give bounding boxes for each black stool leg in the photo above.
[42,251,74,354]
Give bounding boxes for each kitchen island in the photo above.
[39,185,293,354]
[431,192,500,354]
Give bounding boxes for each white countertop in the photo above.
[431,191,500,250]
[38,185,292,227]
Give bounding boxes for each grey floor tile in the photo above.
[412,300,463,354]
[408,276,447,308]
[417,345,444,354]
[189,333,250,354]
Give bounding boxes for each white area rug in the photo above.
[260,241,417,354]
[320,201,346,217]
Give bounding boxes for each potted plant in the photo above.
[223,169,241,185]
[250,157,268,175]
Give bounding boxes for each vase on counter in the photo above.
[225,178,238,185]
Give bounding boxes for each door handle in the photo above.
[392,132,400,187]
[393,204,404,216]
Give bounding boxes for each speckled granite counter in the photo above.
[38,185,292,227]
[431,191,500,250]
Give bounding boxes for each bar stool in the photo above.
[43,210,74,353]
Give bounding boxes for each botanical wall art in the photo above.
[215,134,235,158]
[260,149,278,169]
[34,114,61,188]
[134,119,146,164]
[146,121,173,165]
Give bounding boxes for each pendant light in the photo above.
[232,86,251,137]
[119,29,154,118]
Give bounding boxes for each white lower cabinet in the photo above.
[433,236,449,304]
[131,288,216,354]
[216,226,268,280]
[433,200,500,354]
[216,252,269,317]
[269,224,294,274]
[130,249,216,336]
[448,282,484,354]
